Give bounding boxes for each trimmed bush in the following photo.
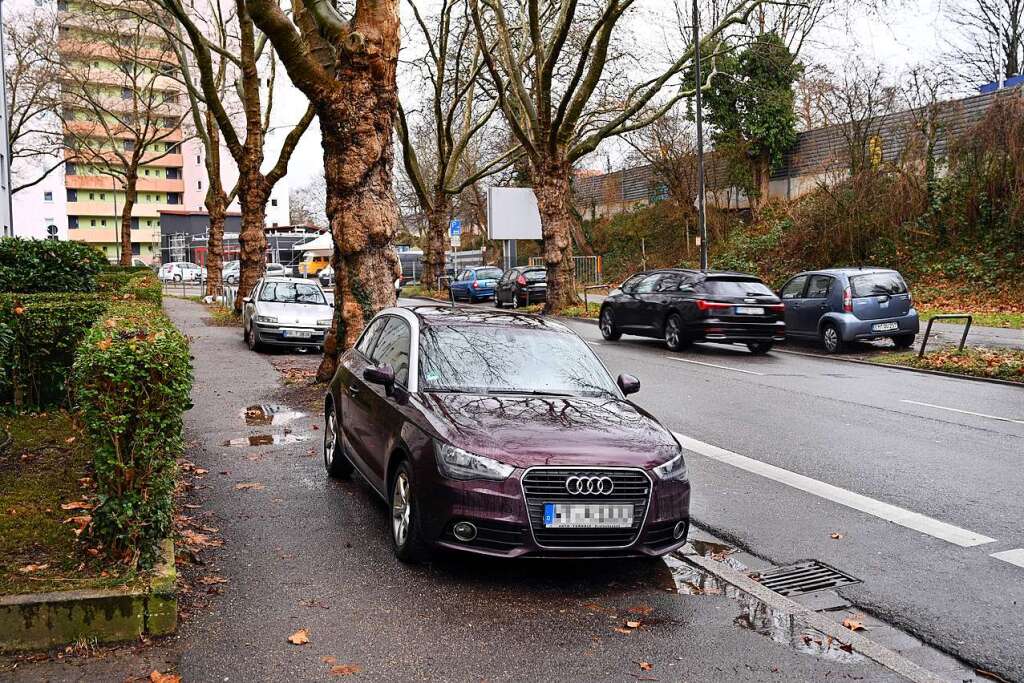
[0,293,110,406]
[96,271,162,306]
[73,302,192,568]
[0,238,107,293]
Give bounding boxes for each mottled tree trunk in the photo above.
[422,200,449,291]
[119,174,137,267]
[532,160,579,313]
[316,77,401,383]
[205,191,227,297]
[234,169,269,313]
[750,154,771,215]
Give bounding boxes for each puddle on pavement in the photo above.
[663,545,865,665]
[243,404,305,426]
[221,432,310,447]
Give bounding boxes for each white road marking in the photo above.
[586,341,604,346]
[900,400,1024,425]
[672,431,996,548]
[991,549,1024,568]
[666,356,764,376]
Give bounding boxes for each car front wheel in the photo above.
[599,306,621,341]
[390,462,429,563]
[323,402,353,479]
[247,323,262,352]
[822,323,844,353]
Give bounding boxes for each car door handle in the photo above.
[819,304,828,310]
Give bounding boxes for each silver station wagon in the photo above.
[242,277,334,351]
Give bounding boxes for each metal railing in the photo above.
[527,255,603,285]
[918,314,973,358]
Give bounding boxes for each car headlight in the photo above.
[316,319,332,327]
[255,315,278,324]
[434,441,513,481]
[653,451,688,481]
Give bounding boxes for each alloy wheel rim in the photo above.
[666,318,680,347]
[392,473,411,548]
[324,409,336,467]
[511,295,519,309]
[825,328,838,350]
[600,310,612,334]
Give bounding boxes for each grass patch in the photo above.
[918,308,1024,330]
[0,411,138,595]
[873,347,1024,383]
[205,305,241,327]
[402,284,449,301]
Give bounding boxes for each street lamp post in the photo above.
[692,0,708,271]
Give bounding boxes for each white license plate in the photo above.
[872,322,899,332]
[543,503,633,529]
[736,306,765,315]
[282,329,313,338]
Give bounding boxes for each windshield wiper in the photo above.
[484,389,574,397]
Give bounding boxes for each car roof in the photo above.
[798,267,899,277]
[638,268,764,280]
[262,276,320,285]
[405,305,571,332]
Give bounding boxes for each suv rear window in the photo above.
[701,279,774,297]
[850,272,907,297]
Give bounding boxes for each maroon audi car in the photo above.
[322,305,691,562]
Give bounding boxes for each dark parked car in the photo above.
[779,268,919,353]
[448,266,503,302]
[323,306,691,562]
[599,269,785,354]
[494,266,547,308]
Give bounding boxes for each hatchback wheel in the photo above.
[747,341,773,354]
[510,294,519,309]
[664,313,691,351]
[893,334,915,349]
[390,462,429,563]
[494,294,504,308]
[247,323,262,352]
[822,323,843,353]
[599,306,621,341]
[323,402,353,479]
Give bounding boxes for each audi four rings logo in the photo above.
[565,475,614,495]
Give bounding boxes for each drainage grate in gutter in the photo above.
[754,560,860,597]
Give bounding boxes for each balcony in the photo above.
[65,150,183,168]
[68,199,177,218]
[65,121,184,143]
[69,227,161,244]
[66,175,184,193]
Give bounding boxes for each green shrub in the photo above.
[0,238,107,293]
[101,265,153,274]
[73,302,192,568]
[96,271,162,306]
[0,293,110,406]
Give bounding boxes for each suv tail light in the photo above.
[695,300,732,311]
[842,286,853,312]
[516,275,527,286]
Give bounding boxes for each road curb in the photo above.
[677,550,948,683]
[0,539,176,653]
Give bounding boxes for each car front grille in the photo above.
[521,468,652,549]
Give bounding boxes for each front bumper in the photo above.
[253,324,327,347]
[837,310,919,341]
[419,467,691,559]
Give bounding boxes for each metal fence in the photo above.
[527,255,603,285]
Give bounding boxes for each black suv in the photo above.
[599,269,786,354]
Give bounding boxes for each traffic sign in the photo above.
[449,219,462,236]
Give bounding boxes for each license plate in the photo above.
[282,329,313,338]
[736,306,765,315]
[872,322,899,332]
[543,503,633,529]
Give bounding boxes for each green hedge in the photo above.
[0,293,110,406]
[73,302,192,568]
[0,238,107,293]
[96,271,162,306]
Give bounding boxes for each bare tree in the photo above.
[396,0,519,290]
[289,171,328,227]
[946,0,1023,83]
[468,0,775,313]
[900,66,958,209]
[57,0,189,266]
[245,0,402,381]
[4,5,63,195]
[157,0,315,309]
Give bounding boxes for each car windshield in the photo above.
[850,272,907,297]
[476,268,503,280]
[419,324,619,397]
[523,269,546,282]
[258,282,326,305]
[702,279,774,297]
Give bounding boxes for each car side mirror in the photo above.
[617,373,640,396]
[364,364,396,396]
[242,297,251,304]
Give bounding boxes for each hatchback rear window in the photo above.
[850,272,907,297]
[522,269,546,282]
[701,279,774,297]
[476,268,503,280]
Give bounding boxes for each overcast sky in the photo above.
[270,0,955,188]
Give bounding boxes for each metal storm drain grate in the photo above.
[755,560,860,597]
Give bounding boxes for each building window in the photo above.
[44,191,53,202]
[131,243,141,255]
[101,219,107,227]
[197,180,202,190]
[164,117,176,128]
[99,193,105,200]
[65,163,76,176]
[67,189,77,202]
[167,142,180,153]
[57,0,68,9]
[272,222,278,228]
[146,219,152,227]
[90,219,96,227]
[166,168,180,179]
[144,169,150,176]
[167,192,181,205]
[88,192,95,200]
[46,224,59,239]
[123,140,134,151]
[271,198,278,207]
[121,87,132,100]
[196,155,200,164]
[68,216,79,229]
[131,217,139,230]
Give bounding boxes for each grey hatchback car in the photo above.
[779,268,919,352]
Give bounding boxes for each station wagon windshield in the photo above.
[259,282,326,305]
[418,325,618,397]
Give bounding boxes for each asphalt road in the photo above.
[547,314,1024,681]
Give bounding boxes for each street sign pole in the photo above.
[692,0,708,271]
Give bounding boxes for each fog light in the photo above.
[673,521,688,541]
[453,521,477,542]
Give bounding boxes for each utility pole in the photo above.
[0,0,14,237]
[692,0,708,271]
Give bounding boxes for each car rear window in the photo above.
[701,279,774,297]
[850,272,907,297]
[523,269,546,282]
[476,268,503,280]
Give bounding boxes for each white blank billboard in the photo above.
[487,187,543,240]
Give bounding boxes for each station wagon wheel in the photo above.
[822,323,843,353]
[664,313,691,351]
[323,402,352,479]
[599,306,621,341]
[390,462,429,563]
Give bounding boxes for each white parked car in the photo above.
[242,277,333,352]
[159,262,203,282]
[223,261,290,285]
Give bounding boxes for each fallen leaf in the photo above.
[194,468,208,475]
[639,661,653,672]
[198,575,228,585]
[60,501,93,511]
[19,563,49,573]
[149,672,181,683]
[97,338,112,351]
[830,532,844,540]
[287,628,309,645]
[65,437,76,444]
[625,620,641,629]
[628,605,653,616]
[613,627,633,635]
[975,668,1011,682]
[329,664,362,676]
[841,617,866,632]
[321,656,337,665]
[234,482,264,491]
